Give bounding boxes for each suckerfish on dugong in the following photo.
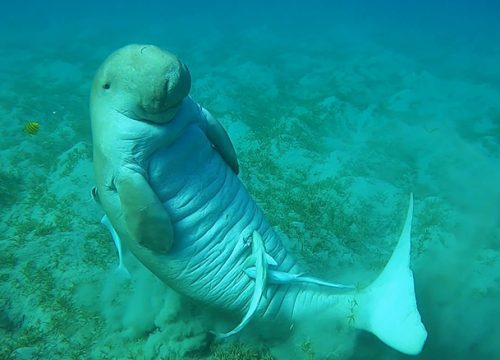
[90,44,427,355]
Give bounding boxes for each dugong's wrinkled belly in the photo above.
[148,124,300,318]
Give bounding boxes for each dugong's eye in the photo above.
[103,83,111,90]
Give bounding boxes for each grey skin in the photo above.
[91,44,427,355]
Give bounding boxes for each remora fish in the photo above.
[215,230,277,338]
[243,267,355,292]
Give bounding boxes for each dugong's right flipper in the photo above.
[201,108,239,175]
[115,166,174,253]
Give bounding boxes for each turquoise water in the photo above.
[1,1,499,359]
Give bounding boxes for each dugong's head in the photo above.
[91,44,191,124]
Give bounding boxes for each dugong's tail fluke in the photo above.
[355,193,427,355]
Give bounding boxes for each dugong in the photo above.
[90,44,427,355]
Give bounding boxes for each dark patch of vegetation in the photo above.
[210,342,274,360]
[0,171,22,209]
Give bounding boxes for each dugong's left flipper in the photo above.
[201,108,239,174]
[115,166,174,253]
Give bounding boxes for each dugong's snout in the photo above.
[91,44,191,124]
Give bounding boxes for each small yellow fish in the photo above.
[24,121,40,135]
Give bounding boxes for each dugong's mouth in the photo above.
[116,109,154,123]
[115,104,180,124]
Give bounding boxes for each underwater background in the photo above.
[1,0,499,359]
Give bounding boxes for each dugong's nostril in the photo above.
[164,79,169,95]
